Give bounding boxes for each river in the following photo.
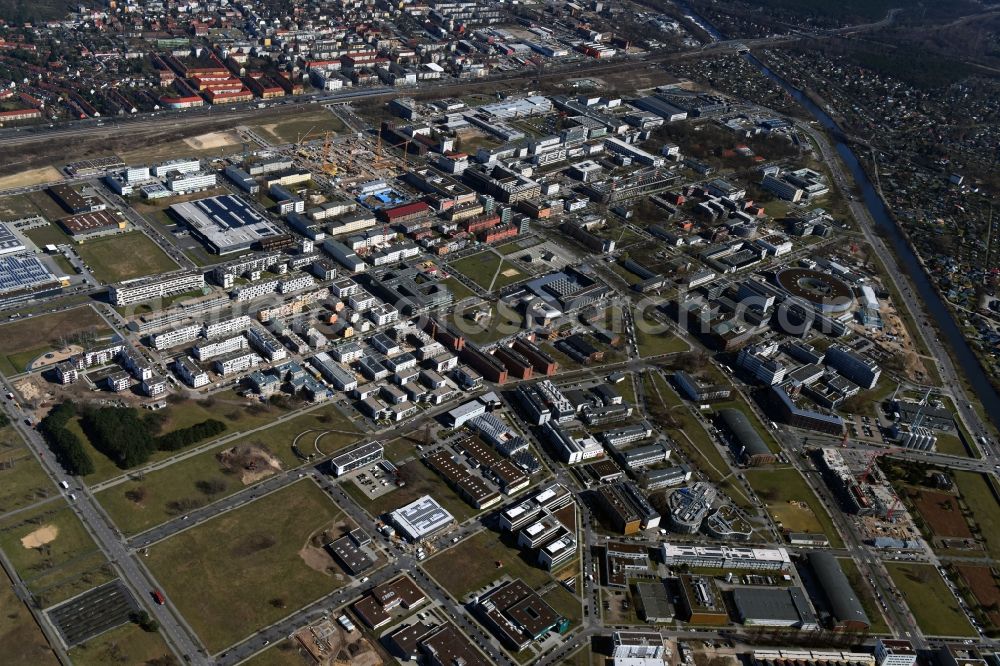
[675,1,1000,429]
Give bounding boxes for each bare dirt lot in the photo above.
[0,166,63,190]
[956,564,1000,629]
[217,444,283,485]
[910,489,973,539]
[20,524,58,549]
[294,617,383,666]
[183,131,240,151]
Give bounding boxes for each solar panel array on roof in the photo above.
[0,255,59,294]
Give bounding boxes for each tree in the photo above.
[124,486,148,504]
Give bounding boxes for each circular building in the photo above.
[775,267,854,314]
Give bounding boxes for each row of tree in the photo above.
[37,401,95,476]
[80,406,226,470]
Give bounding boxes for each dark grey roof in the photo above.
[732,586,817,626]
[718,408,770,458]
[807,551,870,627]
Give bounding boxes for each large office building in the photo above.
[875,640,917,666]
[825,345,881,389]
[661,543,791,571]
[389,495,455,541]
[475,578,565,650]
[110,272,205,306]
[171,195,285,255]
[330,441,384,476]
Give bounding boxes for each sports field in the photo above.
[146,480,349,653]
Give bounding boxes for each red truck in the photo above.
[151,589,165,605]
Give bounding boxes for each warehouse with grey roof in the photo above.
[806,551,871,631]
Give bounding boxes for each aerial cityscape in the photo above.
[0,0,999,665]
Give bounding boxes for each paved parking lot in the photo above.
[47,579,138,647]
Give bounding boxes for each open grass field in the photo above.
[146,480,348,653]
[251,110,346,145]
[68,622,172,666]
[99,405,362,535]
[422,530,552,601]
[450,252,526,291]
[909,488,972,539]
[0,426,56,514]
[886,563,976,637]
[956,565,1000,631]
[0,567,58,666]
[440,276,477,303]
[0,499,114,606]
[74,232,178,283]
[24,223,73,248]
[635,325,689,357]
[0,190,68,223]
[837,558,890,634]
[243,638,312,666]
[953,472,1000,558]
[543,584,583,628]
[744,467,843,547]
[345,457,480,523]
[0,305,112,376]
[76,391,290,484]
[457,303,527,346]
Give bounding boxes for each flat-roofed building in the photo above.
[733,586,819,629]
[390,495,455,541]
[330,441,383,476]
[476,578,563,650]
[326,535,375,575]
[424,449,501,509]
[352,575,427,628]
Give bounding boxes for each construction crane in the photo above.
[321,131,338,177]
[860,446,902,484]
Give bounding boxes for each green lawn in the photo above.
[886,563,976,636]
[953,472,1000,559]
[74,232,178,284]
[0,427,56,514]
[146,480,349,653]
[99,405,362,535]
[837,558,890,634]
[440,277,477,302]
[422,530,552,601]
[543,584,582,628]
[635,325,689,357]
[69,622,172,666]
[0,305,113,376]
[24,224,72,248]
[0,567,58,665]
[77,393,293,484]
[744,467,843,548]
[449,252,527,291]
